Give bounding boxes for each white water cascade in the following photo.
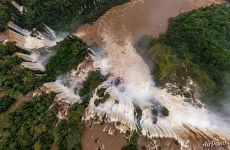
[74,29,230,149]
[40,0,230,148]
[11,1,24,14]
[42,57,94,104]
[14,46,55,71]
[21,62,45,72]
[8,22,29,36]
[7,21,64,71]
[15,51,40,62]
[8,22,62,51]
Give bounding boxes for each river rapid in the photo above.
[75,0,230,149]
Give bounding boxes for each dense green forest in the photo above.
[13,0,129,31]
[0,94,57,149]
[0,70,105,149]
[0,35,89,94]
[53,103,84,150]
[0,0,11,31]
[140,4,230,101]
[0,94,85,149]
[0,42,41,94]
[94,88,110,106]
[1,0,129,31]
[0,36,106,148]
[0,95,16,113]
[46,35,88,80]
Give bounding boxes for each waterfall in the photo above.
[8,22,29,36]
[43,24,57,40]
[15,47,55,72]
[43,81,81,104]
[11,1,24,13]
[88,48,98,59]
[21,62,45,71]
[15,52,40,62]
[74,16,230,148]
[7,21,65,72]
[8,22,61,50]
[42,57,94,104]
[82,73,230,149]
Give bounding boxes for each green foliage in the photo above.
[53,103,84,150]
[134,105,142,121]
[0,94,85,149]
[45,35,88,80]
[16,0,129,31]
[0,95,15,113]
[0,42,42,94]
[145,4,230,101]
[79,70,106,105]
[0,35,89,94]
[161,106,169,117]
[0,0,11,31]
[148,42,186,87]
[0,41,17,59]
[0,94,57,149]
[122,131,139,150]
[94,88,110,106]
[164,4,230,97]
[122,144,138,150]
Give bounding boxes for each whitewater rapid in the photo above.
[74,0,230,148]
[9,0,229,148]
[81,28,230,139]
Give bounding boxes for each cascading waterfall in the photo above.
[7,21,64,71]
[21,62,45,72]
[74,8,230,147]
[14,47,55,71]
[5,1,67,72]
[8,0,229,149]
[15,51,40,62]
[8,22,61,50]
[8,22,29,36]
[81,40,230,149]
[42,56,94,104]
[43,24,57,40]
[11,1,24,14]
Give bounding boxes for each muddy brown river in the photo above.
[75,0,225,150]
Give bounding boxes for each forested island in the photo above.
[139,4,230,102]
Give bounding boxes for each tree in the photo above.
[0,0,11,31]
[0,96,16,113]
[15,0,129,31]
[144,4,230,101]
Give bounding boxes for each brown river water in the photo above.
[0,0,226,149]
[75,0,226,150]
